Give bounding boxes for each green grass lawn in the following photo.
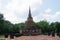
[0,35,4,38]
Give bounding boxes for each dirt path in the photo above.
[3,35,60,40]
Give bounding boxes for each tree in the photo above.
[36,20,49,34]
[50,22,56,36]
[50,22,56,32]
[3,20,13,34]
[15,23,25,29]
[55,22,60,36]
[0,14,4,34]
[50,22,60,36]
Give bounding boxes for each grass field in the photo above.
[0,35,4,38]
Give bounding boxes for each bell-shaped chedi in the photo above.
[20,7,41,36]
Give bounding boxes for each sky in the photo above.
[0,0,60,24]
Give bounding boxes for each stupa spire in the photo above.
[28,7,32,18]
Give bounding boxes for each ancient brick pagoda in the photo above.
[20,8,41,36]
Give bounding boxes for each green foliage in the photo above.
[50,22,56,31]
[3,21,13,33]
[0,14,3,20]
[0,13,60,35]
[0,35,4,38]
[15,23,25,29]
[0,14,4,34]
[55,22,60,33]
[36,20,49,33]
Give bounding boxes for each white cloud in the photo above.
[0,0,60,24]
[34,11,60,23]
[45,8,52,13]
[0,0,43,24]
